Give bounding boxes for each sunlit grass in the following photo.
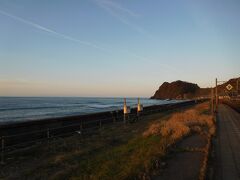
[143,102,215,144]
[2,102,215,180]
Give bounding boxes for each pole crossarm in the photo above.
[217,81,227,83]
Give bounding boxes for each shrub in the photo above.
[143,103,214,144]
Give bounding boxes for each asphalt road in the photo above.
[215,104,240,180]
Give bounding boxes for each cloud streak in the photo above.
[95,0,151,37]
[98,0,140,17]
[0,9,106,51]
[0,9,177,74]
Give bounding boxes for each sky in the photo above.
[0,0,239,97]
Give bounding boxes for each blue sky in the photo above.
[0,0,239,97]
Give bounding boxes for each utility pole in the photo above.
[211,88,214,116]
[237,78,239,97]
[215,78,218,112]
[123,98,127,123]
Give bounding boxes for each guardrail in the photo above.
[0,100,205,164]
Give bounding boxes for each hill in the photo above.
[151,77,239,100]
[151,80,202,99]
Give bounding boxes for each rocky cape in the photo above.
[151,78,239,100]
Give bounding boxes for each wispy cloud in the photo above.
[0,8,177,74]
[98,0,140,17]
[94,0,151,37]
[0,9,106,51]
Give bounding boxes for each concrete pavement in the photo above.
[215,104,240,180]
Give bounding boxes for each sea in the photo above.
[0,97,182,125]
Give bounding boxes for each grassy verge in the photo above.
[1,110,172,179]
[1,103,215,180]
[143,102,215,179]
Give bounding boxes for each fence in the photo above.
[0,100,205,164]
[221,99,240,113]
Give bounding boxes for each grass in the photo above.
[143,102,215,179]
[1,102,215,180]
[143,103,215,144]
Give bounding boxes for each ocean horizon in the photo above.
[0,97,182,125]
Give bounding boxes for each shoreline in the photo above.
[0,100,198,130]
[0,97,183,126]
[0,100,175,127]
[0,100,213,179]
[0,100,206,149]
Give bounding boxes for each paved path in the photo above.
[215,104,240,180]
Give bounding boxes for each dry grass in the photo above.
[1,110,172,180]
[1,102,215,180]
[143,102,215,179]
[143,102,215,146]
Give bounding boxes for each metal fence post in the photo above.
[77,120,83,136]
[1,136,5,165]
[47,128,50,139]
[80,120,83,130]
[116,111,118,123]
[47,128,50,145]
[99,119,102,128]
[111,112,115,123]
